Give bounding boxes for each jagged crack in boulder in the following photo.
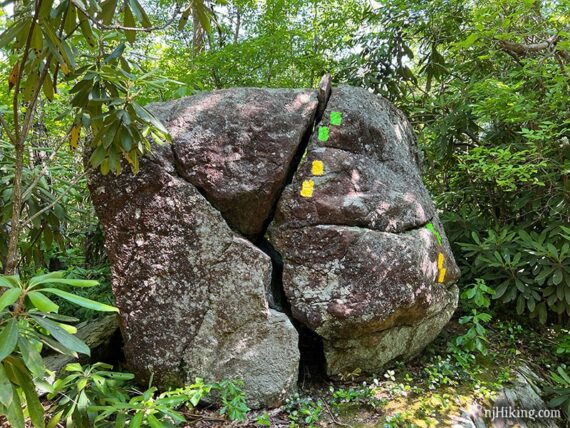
[149,88,318,239]
[88,87,318,407]
[88,85,459,406]
[267,85,460,376]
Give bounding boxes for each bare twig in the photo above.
[71,0,182,33]
[496,35,569,61]
[0,114,16,144]
[323,400,351,428]
[21,171,87,228]
[21,130,71,201]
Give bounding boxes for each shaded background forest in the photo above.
[1,0,570,426]
[2,0,568,324]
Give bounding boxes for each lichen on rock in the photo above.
[88,84,459,407]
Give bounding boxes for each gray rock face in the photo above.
[268,86,460,376]
[88,89,310,406]
[148,88,318,239]
[89,85,459,406]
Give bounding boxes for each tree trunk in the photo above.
[192,7,205,56]
[4,139,24,275]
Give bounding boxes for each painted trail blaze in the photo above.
[318,126,329,142]
[425,222,442,245]
[330,111,342,126]
[438,268,447,283]
[312,160,324,176]
[300,180,315,198]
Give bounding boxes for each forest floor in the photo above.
[5,317,565,428]
[188,319,568,427]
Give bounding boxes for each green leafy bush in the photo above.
[454,279,495,355]
[459,226,570,323]
[0,271,117,427]
[546,366,570,419]
[48,362,134,427]
[49,366,250,428]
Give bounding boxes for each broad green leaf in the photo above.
[37,333,77,357]
[5,379,25,428]
[28,291,59,313]
[18,338,46,379]
[39,0,56,19]
[0,288,21,311]
[29,271,65,288]
[64,2,78,36]
[193,0,212,34]
[558,366,570,384]
[43,313,80,323]
[0,275,20,289]
[79,14,97,47]
[57,322,77,335]
[97,371,134,380]
[128,0,151,27]
[47,409,64,428]
[11,360,45,428]
[552,269,563,285]
[104,43,126,64]
[0,363,14,407]
[30,24,43,56]
[64,362,83,372]
[0,18,31,48]
[30,315,90,356]
[124,5,136,43]
[131,102,169,135]
[0,319,19,363]
[147,414,163,428]
[41,19,76,69]
[90,144,106,168]
[41,288,118,312]
[99,0,119,25]
[130,410,144,428]
[114,411,126,428]
[35,278,100,288]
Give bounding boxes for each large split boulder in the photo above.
[88,84,459,407]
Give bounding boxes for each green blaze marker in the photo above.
[318,126,329,142]
[330,111,342,126]
[425,222,442,245]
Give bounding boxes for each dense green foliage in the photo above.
[0,271,117,427]
[2,0,568,320]
[1,0,569,426]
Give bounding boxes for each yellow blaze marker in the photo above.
[312,160,324,176]
[300,180,314,198]
[438,268,447,283]
[437,252,444,270]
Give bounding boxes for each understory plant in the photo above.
[49,366,250,427]
[0,271,118,427]
[458,226,570,323]
[454,278,495,355]
[546,366,570,419]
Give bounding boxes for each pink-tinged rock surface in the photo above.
[148,88,318,238]
[88,144,299,408]
[89,85,460,399]
[271,85,434,233]
[268,86,459,375]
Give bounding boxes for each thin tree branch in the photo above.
[21,131,70,201]
[496,35,567,59]
[21,171,87,228]
[0,114,16,144]
[71,0,183,33]
[12,0,43,140]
